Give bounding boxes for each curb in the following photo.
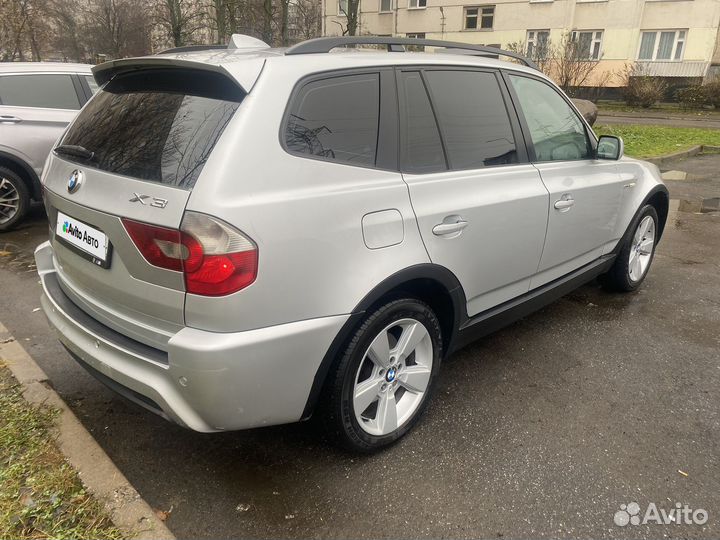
[0,322,175,540]
[646,145,705,166]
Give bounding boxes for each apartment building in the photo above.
[323,0,720,87]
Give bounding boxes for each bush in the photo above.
[675,85,707,109]
[624,76,668,108]
[704,79,720,109]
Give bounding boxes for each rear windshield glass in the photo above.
[59,69,244,190]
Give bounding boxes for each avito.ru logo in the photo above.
[614,501,708,527]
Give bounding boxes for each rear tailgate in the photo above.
[43,66,246,350]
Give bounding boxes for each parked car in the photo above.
[34,36,668,452]
[0,62,95,231]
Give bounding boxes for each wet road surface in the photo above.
[1,155,719,539]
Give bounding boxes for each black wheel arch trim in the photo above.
[610,184,669,258]
[300,263,466,420]
[0,150,42,200]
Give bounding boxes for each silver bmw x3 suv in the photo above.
[35,35,668,452]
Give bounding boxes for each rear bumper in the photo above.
[35,241,348,432]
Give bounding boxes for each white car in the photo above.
[0,62,95,230]
[35,36,668,452]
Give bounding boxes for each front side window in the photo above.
[639,30,686,61]
[425,70,517,169]
[464,5,494,29]
[572,30,603,60]
[0,74,81,110]
[285,73,380,167]
[509,75,591,162]
[399,71,446,174]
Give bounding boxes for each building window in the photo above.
[380,0,392,11]
[464,5,494,30]
[571,30,603,60]
[338,0,347,14]
[406,32,426,50]
[638,30,686,61]
[526,30,550,59]
[408,0,426,8]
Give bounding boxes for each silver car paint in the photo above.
[0,63,92,179]
[37,240,348,431]
[35,49,666,432]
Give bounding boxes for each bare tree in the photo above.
[553,32,602,96]
[0,0,50,61]
[335,0,359,36]
[289,0,320,41]
[153,0,207,48]
[84,0,151,58]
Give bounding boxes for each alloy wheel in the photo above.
[628,215,655,282]
[352,318,433,436]
[0,177,20,225]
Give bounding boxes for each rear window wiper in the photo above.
[54,144,95,161]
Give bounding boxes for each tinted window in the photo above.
[285,73,379,167]
[400,71,446,174]
[60,70,243,190]
[424,70,517,169]
[509,75,591,162]
[0,74,81,110]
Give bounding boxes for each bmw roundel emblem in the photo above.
[67,170,83,194]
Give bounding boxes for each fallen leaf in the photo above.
[236,503,250,512]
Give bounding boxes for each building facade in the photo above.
[323,0,720,86]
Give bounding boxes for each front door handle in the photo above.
[0,115,22,124]
[432,216,468,236]
[554,196,575,211]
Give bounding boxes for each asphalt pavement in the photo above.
[1,154,718,539]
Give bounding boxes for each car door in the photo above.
[0,73,85,177]
[505,73,625,288]
[399,67,549,317]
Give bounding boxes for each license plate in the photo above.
[55,211,112,268]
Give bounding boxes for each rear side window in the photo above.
[424,70,518,169]
[60,69,244,190]
[0,74,81,110]
[285,73,380,167]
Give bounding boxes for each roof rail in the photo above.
[285,36,539,70]
[157,44,227,55]
[157,34,270,55]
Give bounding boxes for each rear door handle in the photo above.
[432,217,468,236]
[554,196,575,211]
[0,115,22,124]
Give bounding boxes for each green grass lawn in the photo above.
[0,366,123,540]
[596,101,720,117]
[593,124,720,158]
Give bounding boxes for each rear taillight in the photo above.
[122,212,258,297]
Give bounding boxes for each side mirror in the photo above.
[596,135,624,160]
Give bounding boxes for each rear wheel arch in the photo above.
[301,264,466,420]
[0,152,41,200]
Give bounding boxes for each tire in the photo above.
[0,166,30,232]
[323,298,443,453]
[601,204,659,292]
